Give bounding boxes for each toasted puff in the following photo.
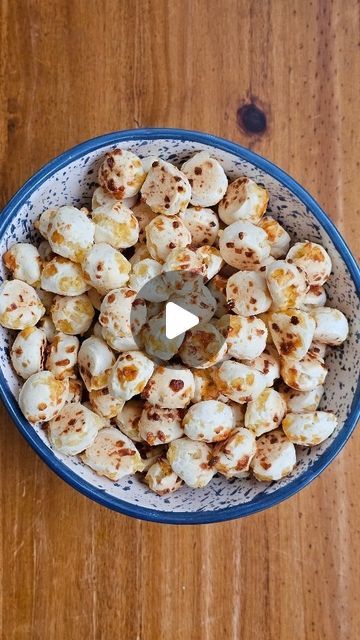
[141,159,191,215]
[218,177,269,225]
[213,427,257,478]
[183,400,235,442]
[282,411,337,446]
[98,149,145,199]
[81,427,144,480]
[167,438,215,488]
[219,221,270,270]
[251,429,296,481]
[181,152,228,207]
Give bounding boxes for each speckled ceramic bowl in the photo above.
[0,129,359,524]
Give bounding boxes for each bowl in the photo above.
[0,128,359,524]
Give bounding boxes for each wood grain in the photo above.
[0,1,359,638]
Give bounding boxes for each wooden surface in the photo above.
[0,1,359,638]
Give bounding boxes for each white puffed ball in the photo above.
[138,405,183,445]
[283,411,337,446]
[251,429,296,481]
[142,365,195,408]
[115,399,143,442]
[82,243,131,294]
[214,360,267,403]
[243,346,280,387]
[3,242,42,286]
[99,288,147,352]
[141,159,191,215]
[11,326,47,379]
[98,149,145,199]
[183,400,234,442]
[41,256,90,296]
[89,388,124,419]
[81,427,144,480]
[46,332,79,379]
[78,336,115,391]
[0,280,45,330]
[266,260,308,309]
[92,202,139,249]
[179,322,227,369]
[286,242,332,286]
[51,294,94,335]
[19,371,68,424]
[245,388,287,436]
[167,438,215,488]
[180,206,219,246]
[219,221,270,269]
[39,206,94,263]
[48,402,105,455]
[181,151,228,207]
[311,307,349,345]
[217,314,267,360]
[226,270,272,316]
[145,214,191,262]
[214,427,256,478]
[145,458,183,495]
[129,259,168,302]
[196,246,223,280]
[109,350,155,401]
[278,382,324,413]
[142,311,184,361]
[280,353,327,391]
[218,177,269,225]
[259,217,291,258]
[269,309,315,361]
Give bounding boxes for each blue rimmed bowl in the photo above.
[0,128,359,524]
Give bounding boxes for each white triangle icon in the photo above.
[165,301,199,339]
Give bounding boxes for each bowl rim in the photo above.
[0,127,359,525]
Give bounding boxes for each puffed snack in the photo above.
[98,149,145,199]
[11,326,47,380]
[251,429,296,481]
[81,427,144,480]
[218,177,269,225]
[181,151,228,207]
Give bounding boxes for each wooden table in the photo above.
[1,1,359,638]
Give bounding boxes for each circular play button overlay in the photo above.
[130,270,229,368]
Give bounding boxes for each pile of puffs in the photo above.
[0,147,348,495]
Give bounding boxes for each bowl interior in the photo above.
[0,132,359,523]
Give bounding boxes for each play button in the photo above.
[165,301,199,339]
[130,270,229,367]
